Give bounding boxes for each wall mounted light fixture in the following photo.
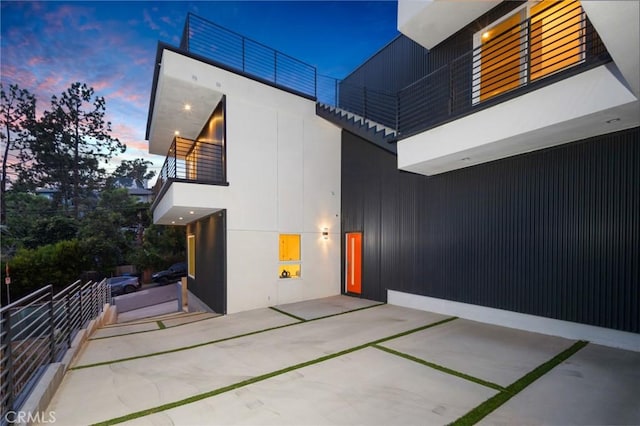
[322,228,329,239]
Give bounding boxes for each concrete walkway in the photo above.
[40,295,640,425]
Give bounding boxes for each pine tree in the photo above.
[0,83,36,224]
[33,82,126,218]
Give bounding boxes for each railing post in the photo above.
[65,293,71,349]
[395,92,400,134]
[92,282,97,318]
[363,87,368,118]
[49,288,55,362]
[186,15,190,51]
[2,309,14,413]
[274,51,278,85]
[335,79,339,108]
[79,285,83,327]
[448,64,453,115]
[526,16,532,84]
[242,37,246,72]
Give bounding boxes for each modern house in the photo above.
[146,14,342,315]
[146,1,639,348]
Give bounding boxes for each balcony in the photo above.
[154,136,225,196]
[151,136,227,224]
[396,1,639,176]
[398,1,611,138]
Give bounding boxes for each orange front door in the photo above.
[345,232,362,294]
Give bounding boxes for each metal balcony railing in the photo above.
[397,1,609,138]
[317,75,398,129]
[180,13,393,132]
[1,280,110,420]
[181,13,317,99]
[154,137,225,195]
[178,7,609,146]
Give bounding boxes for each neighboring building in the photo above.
[111,177,154,203]
[36,179,153,204]
[146,1,639,347]
[35,187,60,201]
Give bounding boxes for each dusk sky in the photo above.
[1,1,398,180]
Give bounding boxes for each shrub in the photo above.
[7,239,91,299]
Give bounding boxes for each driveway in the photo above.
[41,295,640,425]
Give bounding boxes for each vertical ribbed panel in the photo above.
[341,35,429,94]
[341,127,640,333]
[340,2,525,92]
[187,210,227,314]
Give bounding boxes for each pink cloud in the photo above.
[0,64,32,86]
[36,75,65,96]
[27,56,46,67]
[143,9,159,31]
[91,79,112,92]
[79,22,102,32]
[108,87,147,109]
[160,16,174,26]
[43,5,82,32]
[111,122,144,144]
[126,139,151,152]
[134,56,152,66]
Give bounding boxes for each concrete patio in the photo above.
[39,295,640,425]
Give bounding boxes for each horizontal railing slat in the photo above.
[396,2,608,137]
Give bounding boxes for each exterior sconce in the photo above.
[322,228,329,239]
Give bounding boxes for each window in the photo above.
[187,234,196,278]
[529,1,583,81]
[177,97,226,184]
[279,234,300,261]
[279,234,301,278]
[473,0,584,104]
[278,264,301,279]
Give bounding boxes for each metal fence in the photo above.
[0,279,110,419]
[316,75,398,129]
[179,6,608,144]
[182,13,317,98]
[180,14,395,131]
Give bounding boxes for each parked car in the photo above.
[107,275,141,296]
[151,262,187,285]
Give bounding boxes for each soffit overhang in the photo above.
[147,47,223,156]
[397,0,501,50]
[152,181,225,226]
[397,64,640,176]
[581,1,640,98]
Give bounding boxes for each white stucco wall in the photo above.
[158,50,342,314]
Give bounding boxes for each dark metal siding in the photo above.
[336,2,525,131]
[341,35,429,94]
[187,210,227,314]
[341,127,640,333]
[340,2,524,93]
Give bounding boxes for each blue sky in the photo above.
[1,1,398,177]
